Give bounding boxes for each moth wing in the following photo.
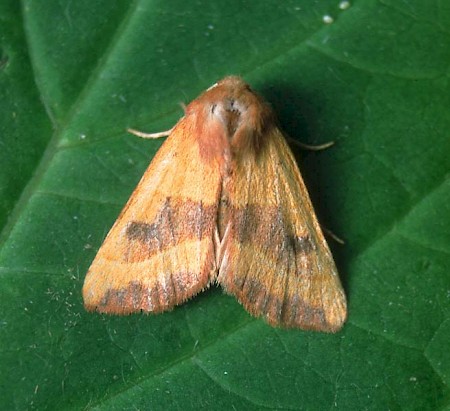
[218,130,347,331]
[83,120,221,314]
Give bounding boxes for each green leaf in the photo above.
[1,0,449,409]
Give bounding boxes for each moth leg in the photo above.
[214,224,231,271]
[322,227,345,245]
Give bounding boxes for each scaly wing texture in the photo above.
[83,120,222,314]
[218,130,347,332]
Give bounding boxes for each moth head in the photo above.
[186,76,276,167]
[207,77,275,155]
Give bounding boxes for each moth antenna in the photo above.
[287,137,334,151]
[127,127,175,139]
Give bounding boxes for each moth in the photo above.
[83,76,347,332]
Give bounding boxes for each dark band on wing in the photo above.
[124,198,216,261]
[96,272,200,314]
[231,276,333,331]
[232,204,316,255]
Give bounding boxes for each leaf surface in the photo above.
[1,1,449,409]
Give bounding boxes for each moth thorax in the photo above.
[214,98,272,155]
[211,98,245,139]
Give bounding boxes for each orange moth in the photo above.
[83,76,347,332]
